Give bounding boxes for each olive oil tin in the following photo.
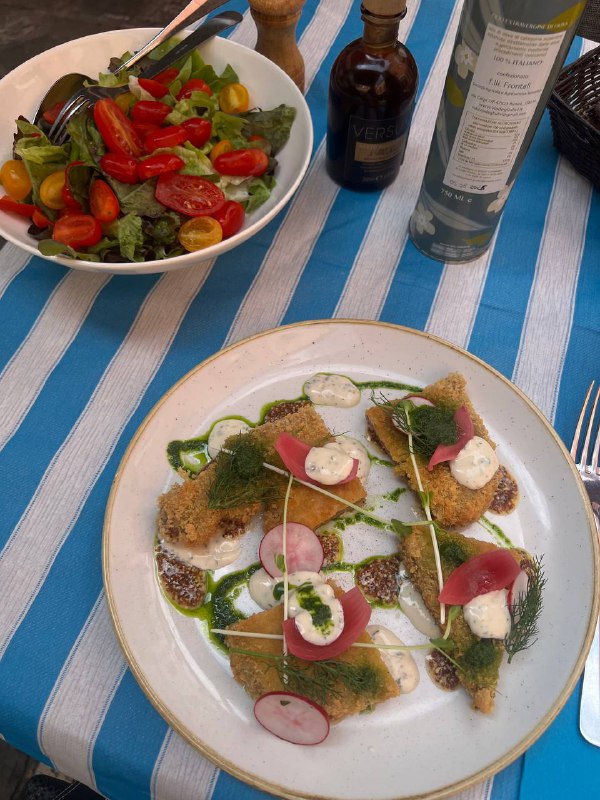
[409,0,587,263]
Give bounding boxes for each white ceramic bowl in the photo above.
[0,28,313,274]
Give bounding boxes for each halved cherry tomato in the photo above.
[438,550,521,605]
[1,159,32,201]
[40,170,67,210]
[177,216,223,251]
[247,134,272,156]
[155,173,226,217]
[145,125,187,153]
[53,214,102,249]
[154,67,179,85]
[177,78,213,100]
[0,195,35,217]
[218,82,249,114]
[89,179,120,223]
[211,200,245,239]
[32,208,52,228]
[181,117,212,148]
[132,122,161,139]
[131,100,172,126]
[115,92,136,114]
[138,77,169,99]
[93,98,143,158]
[214,148,269,177]
[209,139,233,163]
[41,101,66,125]
[138,154,185,181]
[100,153,139,184]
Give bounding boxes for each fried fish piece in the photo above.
[227,587,399,723]
[398,525,528,713]
[366,373,501,528]
[158,403,366,548]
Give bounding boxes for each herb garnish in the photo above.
[207,436,282,509]
[373,395,458,461]
[229,648,381,705]
[504,556,546,663]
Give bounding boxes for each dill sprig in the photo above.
[504,556,546,663]
[229,647,382,705]
[207,435,283,509]
[373,394,458,461]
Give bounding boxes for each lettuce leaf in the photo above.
[38,239,101,262]
[106,177,166,218]
[218,174,276,212]
[212,111,246,142]
[151,143,216,177]
[242,105,296,154]
[166,91,218,125]
[13,120,68,216]
[66,115,106,166]
[115,212,144,261]
[147,37,181,61]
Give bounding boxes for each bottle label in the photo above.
[443,23,566,195]
[345,115,408,185]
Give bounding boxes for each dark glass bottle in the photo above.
[326,0,418,191]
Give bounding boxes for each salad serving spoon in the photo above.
[45,10,243,145]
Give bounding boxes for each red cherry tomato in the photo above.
[213,148,269,177]
[438,549,522,605]
[52,214,102,249]
[145,125,187,153]
[155,173,226,217]
[154,67,179,85]
[100,152,139,184]
[32,208,52,228]
[138,154,185,181]
[0,196,35,217]
[89,179,120,223]
[131,101,171,126]
[138,78,169,99]
[177,78,213,100]
[42,101,65,125]
[132,122,161,139]
[181,117,212,148]
[93,98,143,158]
[211,200,245,239]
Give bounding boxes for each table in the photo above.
[0,0,599,798]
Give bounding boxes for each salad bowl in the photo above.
[0,28,313,275]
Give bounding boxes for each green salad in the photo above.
[0,39,296,263]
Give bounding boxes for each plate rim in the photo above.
[102,319,600,800]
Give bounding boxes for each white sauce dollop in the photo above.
[248,569,327,610]
[463,589,511,639]
[207,419,251,459]
[397,567,439,638]
[305,446,354,485]
[289,581,344,645]
[449,436,499,490]
[303,373,361,407]
[160,533,240,571]
[366,625,420,693]
[325,435,371,481]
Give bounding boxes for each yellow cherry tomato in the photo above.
[115,92,136,113]
[209,139,233,164]
[178,217,223,252]
[218,82,250,114]
[40,170,67,210]
[0,159,32,201]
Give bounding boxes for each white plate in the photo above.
[0,29,312,274]
[103,321,599,800]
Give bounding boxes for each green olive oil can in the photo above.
[409,0,587,263]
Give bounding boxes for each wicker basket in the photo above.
[548,45,600,189]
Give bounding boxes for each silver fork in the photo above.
[48,0,234,144]
[571,382,600,747]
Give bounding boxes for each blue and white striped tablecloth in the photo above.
[0,1,599,798]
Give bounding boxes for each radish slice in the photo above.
[275,433,358,486]
[404,394,435,407]
[428,405,474,471]
[284,587,371,660]
[439,549,521,605]
[507,569,529,609]
[260,523,324,577]
[254,692,330,745]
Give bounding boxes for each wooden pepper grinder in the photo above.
[248,0,306,92]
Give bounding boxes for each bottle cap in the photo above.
[362,0,407,17]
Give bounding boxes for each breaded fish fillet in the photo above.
[398,525,528,713]
[227,587,399,722]
[366,373,500,528]
[158,403,366,547]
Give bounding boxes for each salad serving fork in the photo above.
[570,382,600,747]
[47,4,241,145]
